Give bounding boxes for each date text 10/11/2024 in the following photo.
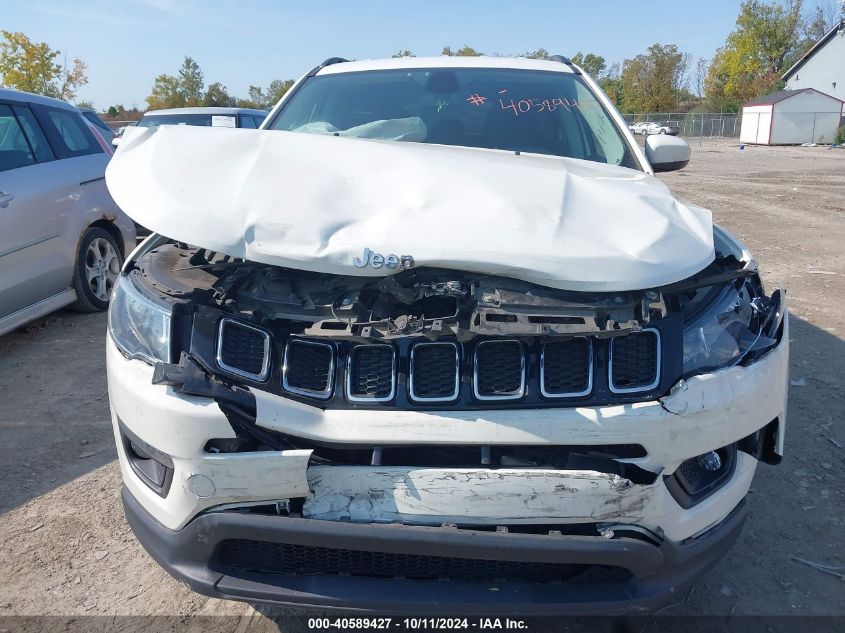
[307,617,530,630]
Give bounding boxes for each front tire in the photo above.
[71,227,122,312]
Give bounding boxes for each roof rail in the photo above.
[307,57,349,77]
[548,55,582,75]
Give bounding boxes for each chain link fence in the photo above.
[621,112,741,138]
[622,111,845,143]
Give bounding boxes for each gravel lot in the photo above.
[0,139,843,630]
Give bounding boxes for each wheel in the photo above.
[71,227,122,312]
[660,129,666,134]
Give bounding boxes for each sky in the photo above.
[0,0,823,110]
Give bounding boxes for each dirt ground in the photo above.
[0,139,843,630]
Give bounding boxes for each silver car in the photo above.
[0,89,136,335]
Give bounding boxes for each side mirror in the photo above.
[645,135,690,172]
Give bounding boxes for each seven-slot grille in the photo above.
[214,320,663,403]
[541,338,593,397]
[609,329,661,393]
[346,344,396,402]
[283,339,334,398]
[473,340,525,401]
[410,342,460,402]
[216,318,271,381]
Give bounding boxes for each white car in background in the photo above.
[113,107,269,147]
[0,89,136,335]
[629,121,680,136]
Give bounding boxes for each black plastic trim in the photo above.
[652,160,690,172]
[548,54,582,75]
[122,487,748,615]
[184,306,683,412]
[664,444,738,509]
[118,420,174,497]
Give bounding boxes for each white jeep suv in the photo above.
[104,56,787,615]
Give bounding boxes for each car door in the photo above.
[0,101,80,320]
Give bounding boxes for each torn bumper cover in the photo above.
[122,487,748,615]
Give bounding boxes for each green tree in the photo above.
[146,73,183,110]
[178,56,204,106]
[441,45,482,56]
[705,0,805,108]
[803,2,840,42]
[203,81,233,106]
[75,100,94,109]
[598,62,623,105]
[56,56,88,101]
[621,43,690,112]
[522,48,550,60]
[392,50,415,58]
[145,56,207,110]
[266,79,294,105]
[0,31,88,100]
[246,85,265,108]
[570,52,607,78]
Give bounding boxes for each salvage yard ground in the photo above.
[0,139,843,630]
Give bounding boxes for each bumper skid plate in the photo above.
[123,487,747,615]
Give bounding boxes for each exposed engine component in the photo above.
[137,243,682,341]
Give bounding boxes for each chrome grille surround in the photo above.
[539,337,594,398]
[346,344,397,402]
[215,318,271,382]
[282,338,335,399]
[409,341,461,403]
[472,339,526,401]
[608,328,662,394]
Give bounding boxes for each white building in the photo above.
[739,88,843,145]
[782,19,845,102]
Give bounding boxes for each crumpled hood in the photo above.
[106,125,714,291]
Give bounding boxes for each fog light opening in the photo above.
[119,419,174,497]
[664,444,737,509]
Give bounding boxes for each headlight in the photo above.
[682,280,781,375]
[108,274,172,364]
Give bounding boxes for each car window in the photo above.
[238,114,257,129]
[82,110,112,134]
[0,104,36,171]
[44,108,99,156]
[270,68,638,169]
[137,114,213,128]
[12,105,55,162]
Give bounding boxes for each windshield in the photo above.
[269,68,638,169]
[137,113,238,128]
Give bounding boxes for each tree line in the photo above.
[0,1,841,116]
[144,56,295,111]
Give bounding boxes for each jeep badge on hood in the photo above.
[353,248,415,270]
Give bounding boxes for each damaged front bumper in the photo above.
[122,485,748,615]
[108,307,788,612]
